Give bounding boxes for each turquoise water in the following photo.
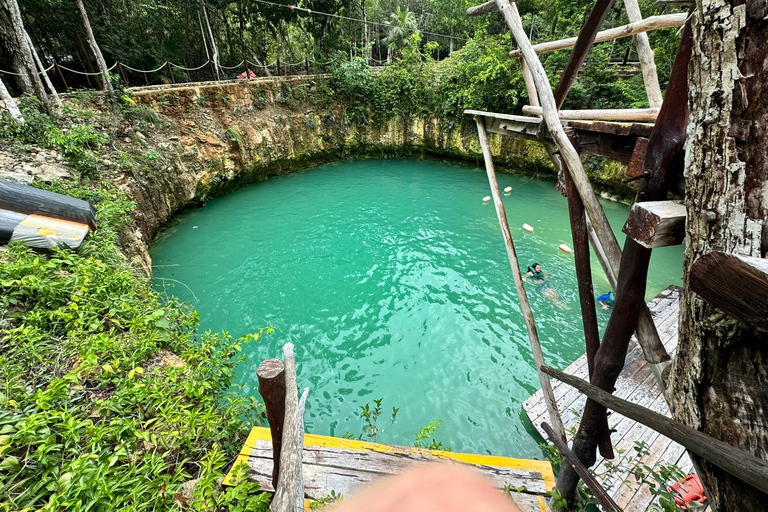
[150,158,683,459]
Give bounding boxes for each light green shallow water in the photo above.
[150,158,683,459]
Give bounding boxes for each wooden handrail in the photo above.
[541,364,768,495]
[508,13,687,58]
[522,105,659,122]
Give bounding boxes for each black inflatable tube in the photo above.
[0,180,97,230]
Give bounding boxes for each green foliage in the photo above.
[414,419,449,451]
[310,490,343,510]
[358,398,399,443]
[0,181,273,511]
[46,125,108,179]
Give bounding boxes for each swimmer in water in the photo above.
[523,263,570,310]
[597,291,615,310]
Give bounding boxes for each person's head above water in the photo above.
[529,263,542,273]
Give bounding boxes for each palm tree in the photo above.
[383,8,417,61]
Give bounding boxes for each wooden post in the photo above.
[25,32,62,110]
[622,200,686,249]
[475,116,566,442]
[520,60,540,107]
[622,0,663,108]
[166,61,175,84]
[54,61,68,91]
[209,60,217,81]
[552,0,615,108]
[305,57,310,75]
[542,364,768,496]
[270,342,305,512]
[277,58,281,76]
[117,62,129,87]
[541,423,622,512]
[257,358,286,489]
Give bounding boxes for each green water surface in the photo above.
[150,158,683,459]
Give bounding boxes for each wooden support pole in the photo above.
[689,252,768,331]
[271,343,305,512]
[553,0,616,108]
[166,62,175,84]
[522,105,659,122]
[25,33,62,110]
[542,423,622,512]
[76,0,114,96]
[277,58,282,76]
[507,14,688,58]
[117,62,129,88]
[53,61,68,91]
[626,137,650,178]
[520,60,540,108]
[475,116,566,443]
[542,364,768,496]
[622,0,663,108]
[622,200,686,249]
[257,358,286,489]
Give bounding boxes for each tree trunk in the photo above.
[1,0,51,112]
[0,76,24,122]
[0,4,31,94]
[668,0,768,510]
[75,0,114,96]
[361,0,368,55]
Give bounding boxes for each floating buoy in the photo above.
[503,186,512,194]
[482,196,491,203]
[522,223,534,232]
[193,226,198,229]
[559,243,572,253]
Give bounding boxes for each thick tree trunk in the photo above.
[1,0,51,112]
[76,0,114,96]
[361,0,368,55]
[0,4,31,94]
[668,0,768,510]
[202,4,220,80]
[25,32,62,109]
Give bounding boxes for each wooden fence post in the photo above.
[117,62,129,87]
[166,61,175,84]
[53,61,68,91]
[257,358,286,489]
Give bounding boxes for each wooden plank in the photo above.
[623,200,686,248]
[689,252,768,330]
[508,14,688,58]
[523,105,659,122]
[541,365,768,495]
[567,120,654,138]
[464,109,541,124]
[227,427,554,512]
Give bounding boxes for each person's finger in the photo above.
[330,462,525,512]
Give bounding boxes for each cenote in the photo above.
[150,158,683,459]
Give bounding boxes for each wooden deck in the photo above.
[225,427,555,512]
[523,285,691,512]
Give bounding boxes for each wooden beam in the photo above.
[508,14,688,58]
[466,1,499,16]
[257,358,286,489]
[690,252,768,331]
[622,200,686,249]
[553,0,616,108]
[622,0,663,108]
[475,116,566,443]
[542,423,622,512]
[541,364,768,496]
[522,105,659,122]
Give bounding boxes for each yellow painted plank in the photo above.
[225,427,555,493]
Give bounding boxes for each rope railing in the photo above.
[1,51,427,91]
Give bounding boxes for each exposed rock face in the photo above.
[0,146,73,184]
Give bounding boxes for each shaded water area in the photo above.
[150,158,683,459]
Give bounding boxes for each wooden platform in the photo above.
[225,427,555,512]
[523,285,691,512]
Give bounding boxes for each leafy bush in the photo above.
[46,125,108,178]
[0,184,272,511]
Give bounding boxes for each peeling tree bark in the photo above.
[669,0,768,509]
